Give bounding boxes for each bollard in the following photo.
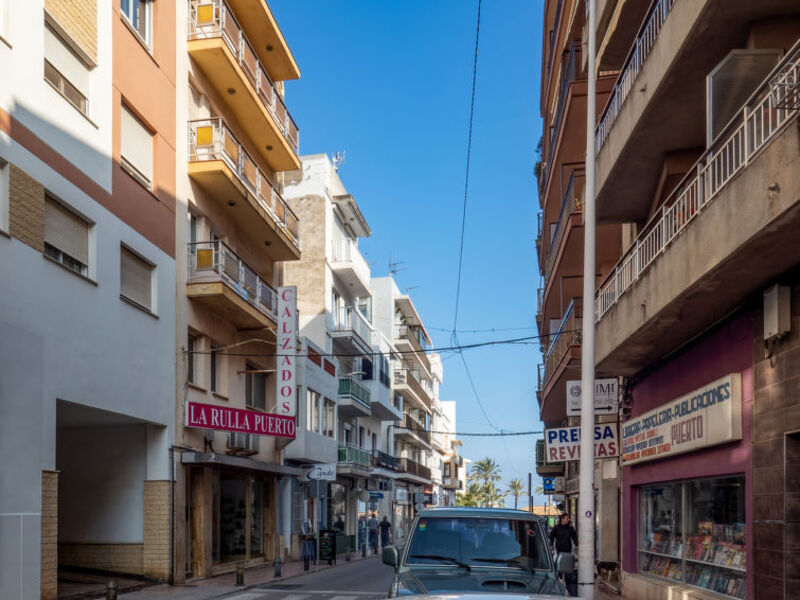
[303,553,310,571]
[274,557,282,578]
[235,563,245,586]
[106,580,118,600]
[345,548,351,561]
[361,543,366,558]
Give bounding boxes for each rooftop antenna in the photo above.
[404,286,420,294]
[332,151,346,172]
[389,251,407,275]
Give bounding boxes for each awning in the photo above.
[181,451,303,476]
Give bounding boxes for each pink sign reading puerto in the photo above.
[186,400,296,439]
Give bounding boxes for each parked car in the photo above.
[383,507,567,597]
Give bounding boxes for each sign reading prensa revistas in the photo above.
[277,286,297,416]
[186,401,296,438]
[621,373,742,465]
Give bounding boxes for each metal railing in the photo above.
[338,376,371,408]
[544,42,580,187]
[330,237,371,285]
[332,306,372,346]
[395,366,432,408]
[544,171,585,284]
[394,324,431,371]
[338,444,371,468]
[188,118,299,248]
[188,0,299,155]
[187,241,278,319]
[400,413,431,445]
[399,457,432,480]
[595,41,800,323]
[544,298,582,383]
[372,449,400,471]
[595,0,676,153]
[536,287,544,319]
[546,0,564,78]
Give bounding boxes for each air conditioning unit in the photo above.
[227,432,259,454]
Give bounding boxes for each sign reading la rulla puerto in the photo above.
[186,401,296,438]
[621,373,742,465]
[544,424,618,462]
[277,286,297,417]
[566,378,618,416]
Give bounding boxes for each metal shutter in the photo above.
[44,197,88,264]
[121,105,153,185]
[120,246,152,309]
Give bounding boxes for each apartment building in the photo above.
[0,1,176,598]
[536,0,623,568]
[587,1,800,598]
[173,0,303,582]
[432,397,465,507]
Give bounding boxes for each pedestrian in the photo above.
[378,515,392,549]
[334,514,345,532]
[367,512,380,554]
[549,513,578,596]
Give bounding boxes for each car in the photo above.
[382,507,567,597]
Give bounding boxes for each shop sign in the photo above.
[277,286,297,416]
[544,424,619,461]
[621,373,742,465]
[304,463,337,481]
[186,400,296,438]
[395,488,409,503]
[566,379,619,416]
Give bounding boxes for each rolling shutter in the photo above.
[44,197,88,265]
[121,105,153,186]
[121,246,152,309]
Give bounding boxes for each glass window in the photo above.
[43,24,90,116]
[323,398,335,438]
[306,389,320,433]
[250,480,263,556]
[120,246,153,310]
[120,0,152,48]
[209,345,220,392]
[245,363,266,410]
[44,195,89,276]
[187,333,197,384]
[638,482,682,583]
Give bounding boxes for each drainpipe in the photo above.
[169,446,174,585]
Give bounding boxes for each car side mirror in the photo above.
[382,546,400,570]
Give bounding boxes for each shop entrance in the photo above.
[217,474,264,564]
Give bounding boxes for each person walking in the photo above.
[549,513,578,596]
[367,512,380,554]
[378,515,392,549]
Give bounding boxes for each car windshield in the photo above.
[405,516,551,571]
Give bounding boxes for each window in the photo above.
[44,195,89,276]
[121,105,153,189]
[120,0,152,48]
[187,333,198,384]
[43,24,90,116]
[361,357,373,380]
[0,160,8,232]
[120,246,154,311]
[245,363,266,410]
[210,344,220,392]
[379,355,390,387]
[323,399,335,438]
[306,389,320,433]
[638,476,745,598]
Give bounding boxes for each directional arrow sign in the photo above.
[566,378,618,416]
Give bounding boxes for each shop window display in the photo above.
[638,476,745,599]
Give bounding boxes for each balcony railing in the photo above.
[545,42,579,188]
[332,306,372,345]
[394,324,431,371]
[546,0,564,78]
[544,298,582,383]
[544,171,585,284]
[188,0,299,155]
[395,367,432,407]
[188,118,299,248]
[338,444,371,468]
[595,41,800,322]
[399,457,432,480]
[595,0,676,153]
[187,240,277,319]
[338,376,371,409]
[330,237,371,284]
[372,449,400,471]
[401,413,431,445]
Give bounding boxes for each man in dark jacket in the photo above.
[549,514,578,596]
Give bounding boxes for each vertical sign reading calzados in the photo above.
[277,286,297,416]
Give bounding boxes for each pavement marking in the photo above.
[279,595,311,600]
[329,595,361,600]
[224,594,271,600]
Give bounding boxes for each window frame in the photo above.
[209,344,220,393]
[43,194,91,278]
[119,244,155,313]
[44,59,88,117]
[120,104,154,190]
[187,332,198,384]
[245,362,267,410]
[0,159,8,233]
[120,0,153,50]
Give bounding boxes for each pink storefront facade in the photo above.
[621,315,754,599]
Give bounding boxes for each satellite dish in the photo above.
[358,489,370,503]
[333,490,345,503]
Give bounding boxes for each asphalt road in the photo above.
[248,556,395,600]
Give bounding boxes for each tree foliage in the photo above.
[507,478,524,510]
[467,458,505,507]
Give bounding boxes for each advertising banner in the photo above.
[186,400,296,438]
[621,373,742,465]
[544,424,618,461]
[277,286,297,416]
[566,378,619,416]
[304,463,337,481]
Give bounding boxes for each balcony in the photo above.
[394,368,432,411]
[330,238,371,297]
[337,376,371,417]
[338,444,371,471]
[188,0,300,172]
[540,298,582,422]
[593,0,800,223]
[544,171,584,286]
[544,42,580,189]
[535,439,564,476]
[188,118,300,260]
[372,449,400,471]
[331,306,373,355]
[365,376,402,422]
[186,240,278,330]
[595,0,653,72]
[394,324,432,374]
[395,413,431,448]
[594,43,800,375]
[398,457,432,482]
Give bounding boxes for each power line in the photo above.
[399,428,542,437]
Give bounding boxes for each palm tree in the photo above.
[468,458,502,507]
[456,482,481,507]
[507,478,524,510]
[485,485,508,508]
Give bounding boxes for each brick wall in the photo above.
[8,164,45,252]
[58,544,144,575]
[143,480,170,581]
[41,471,58,600]
[45,0,98,62]
[752,279,800,597]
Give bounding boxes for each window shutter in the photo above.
[121,106,153,185]
[120,246,152,309]
[45,197,88,264]
[362,357,373,380]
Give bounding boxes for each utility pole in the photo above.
[579,0,597,597]
[528,472,533,513]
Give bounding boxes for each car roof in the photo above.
[416,507,546,520]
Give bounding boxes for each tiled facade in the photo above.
[40,471,58,600]
[44,0,98,61]
[8,163,45,252]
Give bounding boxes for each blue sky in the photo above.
[271,0,546,506]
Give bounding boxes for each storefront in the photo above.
[620,317,753,600]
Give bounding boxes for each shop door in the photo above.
[217,475,264,564]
